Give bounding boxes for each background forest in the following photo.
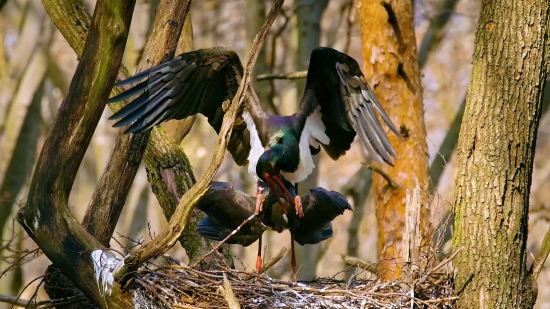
[0,0,549,308]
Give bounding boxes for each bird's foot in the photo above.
[255,192,265,215]
[294,195,304,218]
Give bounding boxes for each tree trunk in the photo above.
[452,1,548,308]
[357,0,429,280]
[16,0,137,307]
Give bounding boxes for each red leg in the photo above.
[256,233,263,274]
[291,234,297,283]
[294,182,304,217]
[254,180,264,215]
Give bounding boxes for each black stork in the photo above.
[107,46,401,219]
[195,181,352,281]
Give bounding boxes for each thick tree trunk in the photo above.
[452,1,548,308]
[358,0,429,280]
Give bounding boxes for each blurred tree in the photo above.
[246,0,268,109]
[357,0,429,281]
[294,0,328,281]
[452,1,548,307]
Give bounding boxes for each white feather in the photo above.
[243,111,263,179]
[282,107,329,183]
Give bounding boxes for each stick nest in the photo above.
[128,257,456,309]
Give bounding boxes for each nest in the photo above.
[123,187,457,308]
[127,253,456,309]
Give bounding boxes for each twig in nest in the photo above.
[190,214,256,269]
[257,70,307,81]
[173,303,202,309]
[245,247,288,280]
[341,255,378,276]
[415,247,462,286]
[219,273,241,309]
[363,163,399,189]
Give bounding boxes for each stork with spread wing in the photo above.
[108,47,401,277]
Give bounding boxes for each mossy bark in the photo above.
[16,0,136,307]
[42,0,232,269]
[358,0,429,280]
[452,1,548,308]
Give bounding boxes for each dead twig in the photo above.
[363,163,399,189]
[0,294,86,309]
[416,247,463,286]
[220,273,241,309]
[190,214,256,269]
[257,70,308,81]
[531,227,550,280]
[341,255,378,276]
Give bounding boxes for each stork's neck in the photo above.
[244,85,267,129]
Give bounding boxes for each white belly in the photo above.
[282,107,329,183]
[243,111,263,180]
[243,108,329,182]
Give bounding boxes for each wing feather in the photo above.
[108,47,259,166]
[298,47,401,165]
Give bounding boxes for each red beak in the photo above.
[265,172,295,215]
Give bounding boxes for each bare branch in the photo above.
[220,273,241,309]
[257,70,307,81]
[341,255,378,276]
[0,294,86,309]
[363,163,399,189]
[415,247,462,286]
[531,227,550,280]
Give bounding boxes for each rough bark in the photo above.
[16,0,136,308]
[452,1,548,308]
[358,0,429,280]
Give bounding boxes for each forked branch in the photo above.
[16,0,137,307]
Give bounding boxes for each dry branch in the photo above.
[341,255,378,276]
[257,70,307,80]
[114,0,285,282]
[532,227,550,280]
[220,273,241,309]
[0,293,86,309]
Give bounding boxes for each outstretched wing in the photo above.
[298,47,401,165]
[107,47,255,165]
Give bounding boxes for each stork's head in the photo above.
[256,145,297,214]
